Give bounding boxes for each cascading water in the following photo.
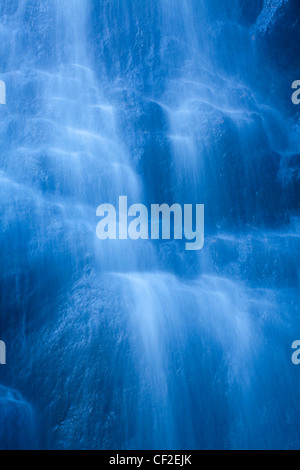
[0,0,299,450]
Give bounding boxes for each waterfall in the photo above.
[0,0,299,450]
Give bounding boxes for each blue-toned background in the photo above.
[0,0,300,450]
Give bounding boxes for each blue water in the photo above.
[0,0,300,450]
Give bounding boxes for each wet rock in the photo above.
[239,0,264,26]
[256,0,300,73]
[0,386,36,450]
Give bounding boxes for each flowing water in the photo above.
[0,0,299,450]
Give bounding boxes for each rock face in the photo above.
[256,0,300,73]
[0,0,299,451]
[239,0,264,26]
[0,386,36,450]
